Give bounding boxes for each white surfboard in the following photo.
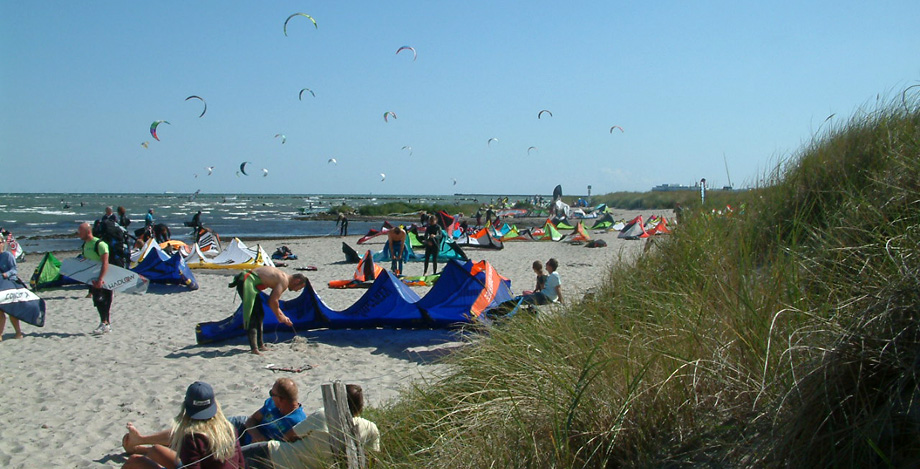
[60,257,149,294]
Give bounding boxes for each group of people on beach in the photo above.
[121,378,380,468]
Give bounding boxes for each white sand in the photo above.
[0,210,660,468]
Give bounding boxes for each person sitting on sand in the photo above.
[122,381,245,469]
[123,378,307,456]
[240,384,380,469]
[228,266,306,354]
[521,260,547,296]
[520,258,563,305]
[0,239,24,341]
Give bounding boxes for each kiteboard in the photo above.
[0,277,46,327]
[59,257,149,294]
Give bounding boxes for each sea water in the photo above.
[0,192,488,253]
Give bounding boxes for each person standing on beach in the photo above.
[336,213,349,237]
[0,239,24,340]
[228,266,305,354]
[77,222,113,334]
[387,225,407,276]
[116,206,131,230]
[423,215,441,275]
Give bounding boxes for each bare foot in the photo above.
[259,345,270,352]
[14,333,23,339]
[251,349,262,355]
[122,422,143,454]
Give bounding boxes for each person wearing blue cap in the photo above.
[122,381,245,469]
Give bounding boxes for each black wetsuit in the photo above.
[423,224,441,274]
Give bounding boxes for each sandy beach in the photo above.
[0,210,660,468]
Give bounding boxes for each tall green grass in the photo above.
[367,93,920,467]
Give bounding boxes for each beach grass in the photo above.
[366,92,920,467]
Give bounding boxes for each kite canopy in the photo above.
[283,13,317,36]
[240,161,251,175]
[538,109,553,119]
[396,45,417,61]
[299,88,314,100]
[383,111,397,122]
[185,95,206,118]
[327,158,337,165]
[274,133,286,144]
[150,120,170,141]
[527,146,538,155]
[401,145,412,156]
[487,137,498,147]
[610,125,624,133]
[195,260,513,344]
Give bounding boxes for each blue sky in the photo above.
[2,1,918,196]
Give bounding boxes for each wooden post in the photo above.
[322,381,367,468]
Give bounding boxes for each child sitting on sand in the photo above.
[522,260,546,296]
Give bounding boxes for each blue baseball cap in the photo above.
[184,381,217,420]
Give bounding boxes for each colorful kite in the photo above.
[141,141,149,149]
[150,120,170,141]
[384,111,397,122]
[609,125,624,133]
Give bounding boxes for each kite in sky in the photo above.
[384,111,397,122]
[380,173,386,182]
[275,134,286,144]
[284,13,317,36]
[452,178,457,186]
[185,95,206,118]
[328,158,337,165]
[141,141,149,149]
[487,137,498,147]
[396,46,417,61]
[401,145,412,156]
[262,168,269,177]
[609,125,624,133]
[538,110,552,119]
[240,161,251,175]
[299,88,314,100]
[206,166,214,175]
[527,146,538,155]
[150,120,170,141]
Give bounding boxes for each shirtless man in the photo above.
[229,265,307,354]
[386,225,407,275]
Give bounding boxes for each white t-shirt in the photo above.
[540,271,561,301]
[268,409,380,468]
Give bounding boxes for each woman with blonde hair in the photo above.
[123,381,245,469]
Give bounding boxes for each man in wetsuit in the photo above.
[229,266,307,355]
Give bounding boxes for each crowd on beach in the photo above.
[0,197,643,468]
